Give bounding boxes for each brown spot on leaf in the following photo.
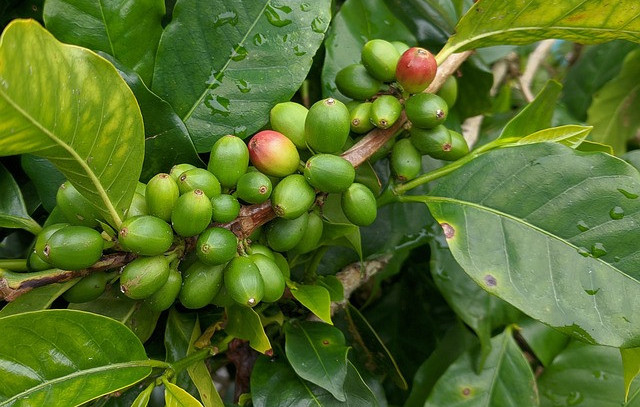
[462,387,471,396]
[322,339,330,346]
[442,143,452,152]
[441,223,455,239]
[484,274,497,287]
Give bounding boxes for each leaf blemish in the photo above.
[322,339,330,346]
[462,387,471,396]
[441,222,455,239]
[484,274,497,287]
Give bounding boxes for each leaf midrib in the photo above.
[0,86,122,227]
[181,0,273,123]
[424,195,640,284]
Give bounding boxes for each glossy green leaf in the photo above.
[623,348,640,402]
[518,318,569,367]
[455,59,493,118]
[440,0,640,61]
[425,328,539,406]
[0,309,155,406]
[285,321,349,401]
[164,380,204,407]
[321,0,416,99]
[538,341,640,406]
[130,383,155,407]
[164,309,201,400]
[576,140,614,155]
[43,0,164,84]
[0,163,40,234]
[225,304,271,354]
[288,282,332,324]
[516,125,592,148]
[562,41,639,121]
[587,49,640,155]
[0,20,144,228]
[152,0,330,152]
[317,275,344,302]
[20,154,65,213]
[426,142,640,347]
[101,53,203,182]
[500,80,562,139]
[0,281,75,318]
[335,304,407,390]
[184,315,223,407]
[626,151,640,172]
[70,286,161,343]
[251,356,378,407]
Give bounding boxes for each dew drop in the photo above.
[236,79,251,93]
[253,33,267,46]
[609,206,624,220]
[213,10,238,28]
[618,188,639,199]
[293,45,306,56]
[591,243,607,258]
[584,288,599,295]
[614,256,621,262]
[265,4,292,27]
[566,391,583,405]
[230,44,248,61]
[282,33,289,43]
[204,94,231,116]
[576,220,589,232]
[577,247,590,257]
[311,16,326,33]
[206,70,224,89]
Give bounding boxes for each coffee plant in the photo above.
[0,0,639,405]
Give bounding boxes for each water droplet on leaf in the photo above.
[618,188,639,199]
[576,220,589,232]
[230,44,248,61]
[206,70,224,89]
[584,288,599,295]
[265,4,292,27]
[590,243,607,258]
[236,79,251,93]
[205,94,230,116]
[609,206,624,219]
[311,16,326,33]
[293,45,306,56]
[213,10,238,28]
[300,3,311,11]
[253,33,267,46]
[577,247,590,257]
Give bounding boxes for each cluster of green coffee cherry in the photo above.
[335,39,468,178]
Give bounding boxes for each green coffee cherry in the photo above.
[34,223,69,262]
[178,168,221,198]
[126,192,148,219]
[179,261,225,309]
[224,256,264,307]
[410,125,469,160]
[437,75,458,108]
[146,173,179,221]
[270,102,308,149]
[210,194,241,223]
[235,172,272,204]
[361,39,401,82]
[305,98,351,153]
[341,183,377,226]
[44,225,103,270]
[271,174,315,219]
[272,252,290,279]
[335,64,382,101]
[208,135,249,188]
[63,272,108,303]
[249,254,285,302]
[370,95,403,129]
[304,154,355,193]
[27,250,51,271]
[119,215,173,256]
[266,212,308,252]
[196,227,238,265]
[248,130,300,177]
[120,255,170,300]
[169,163,196,182]
[291,211,323,255]
[395,47,438,94]
[171,189,213,237]
[210,283,234,307]
[247,243,275,260]
[405,93,448,129]
[391,41,410,55]
[145,268,182,312]
[56,181,100,227]
[136,181,147,196]
[349,102,375,134]
[391,138,422,182]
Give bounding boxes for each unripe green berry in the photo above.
[145,268,182,312]
[119,215,173,256]
[179,261,225,309]
[266,213,308,252]
[120,255,170,300]
[335,64,382,101]
[63,272,108,303]
[196,227,238,265]
[56,181,100,227]
[145,173,179,221]
[169,163,196,182]
[178,168,221,198]
[405,93,448,129]
[207,135,249,188]
[391,138,422,182]
[224,256,264,307]
[304,154,355,193]
[44,225,104,270]
[305,98,351,153]
[349,102,375,134]
[249,254,285,303]
[210,194,241,223]
[370,95,402,129]
[171,189,213,237]
[361,39,401,82]
[341,183,377,226]
[271,174,315,219]
[270,102,309,149]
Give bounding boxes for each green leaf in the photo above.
[0,281,75,318]
[164,309,202,400]
[321,0,416,99]
[43,0,164,84]
[0,20,144,228]
[576,140,614,155]
[317,275,344,302]
[587,49,640,155]
[516,125,592,148]
[425,327,539,406]
[285,321,349,401]
[20,154,65,213]
[518,318,569,367]
[152,0,331,152]
[70,286,161,343]
[288,282,332,324]
[0,162,40,234]
[623,348,640,402]
[562,41,639,121]
[538,341,640,406]
[334,304,407,390]
[130,383,154,407]
[500,80,562,139]
[225,304,272,354]
[0,309,154,406]
[164,380,204,407]
[185,316,224,407]
[453,58,494,118]
[440,0,640,61]
[251,355,379,407]
[101,53,203,182]
[426,142,640,347]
